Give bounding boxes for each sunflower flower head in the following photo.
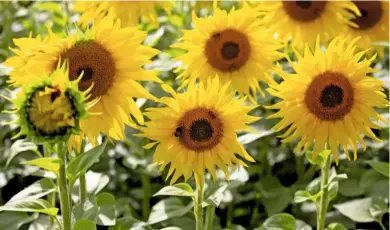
[9,62,91,144]
[344,1,389,58]
[261,0,360,50]
[73,1,172,28]
[5,16,160,150]
[267,36,388,163]
[173,2,284,103]
[139,77,259,186]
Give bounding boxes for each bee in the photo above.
[174,127,184,137]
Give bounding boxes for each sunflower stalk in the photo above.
[78,140,87,203]
[195,179,204,230]
[316,151,331,230]
[204,205,215,230]
[57,142,72,230]
[141,173,151,221]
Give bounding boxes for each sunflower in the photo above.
[344,1,389,58]
[261,1,360,50]
[139,78,258,185]
[4,31,62,86]
[173,3,284,102]
[9,62,90,144]
[267,37,388,162]
[5,17,160,150]
[73,1,172,28]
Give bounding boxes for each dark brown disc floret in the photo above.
[350,1,382,30]
[282,1,327,22]
[205,29,251,72]
[174,107,223,151]
[305,71,354,121]
[57,40,116,100]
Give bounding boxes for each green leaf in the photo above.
[366,160,389,177]
[147,197,193,225]
[295,220,312,230]
[338,179,364,197]
[306,178,321,195]
[73,192,116,226]
[24,158,62,175]
[360,169,386,191]
[28,215,52,230]
[73,219,96,230]
[294,190,322,203]
[305,150,330,166]
[67,141,107,185]
[72,171,110,202]
[33,2,63,14]
[160,228,182,230]
[238,129,275,144]
[366,179,389,198]
[328,181,339,201]
[305,152,324,166]
[153,183,194,197]
[108,216,146,230]
[326,223,347,230]
[0,212,38,230]
[6,140,40,167]
[0,199,58,216]
[329,173,348,184]
[202,184,228,207]
[258,213,296,230]
[144,27,165,47]
[96,193,116,226]
[7,178,56,203]
[258,176,293,215]
[369,197,388,220]
[334,198,375,223]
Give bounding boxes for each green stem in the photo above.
[79,174,87,203]
[295,154,305,180]
[141,173,151,221]
[195,180,204,230]
[204,205,215,230]
[54,217,63,230]
[378,217,386,230]
[0,189,3,205]
[78,141,87,203]
[48,192,56,227]
[57,143,72,230]
[317,153,331,230]
[226,202,233,229]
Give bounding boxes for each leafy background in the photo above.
[0,1,388,230]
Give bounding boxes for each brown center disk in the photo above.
[58,40,116,100]
[283,1,327,22]
[305,71,354,121]
[205,29,251,72]
[174,108,223,151]
[351,1,382,30]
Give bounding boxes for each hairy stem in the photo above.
[195,179,204,230]
[317,153,331,230]
[204,205,215,230]
[141,173,151,221]
[78,141,87,203]
[57,143,72,230]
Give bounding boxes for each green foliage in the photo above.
[67,140,108,187]
[154,183,195,197]
[73,219,96,230]
[24,158,62,175]
[366,160,389,177]
[0,1,388,230]
[256,213,296,230]
[73,192,116,226]
[148,197,193,225]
